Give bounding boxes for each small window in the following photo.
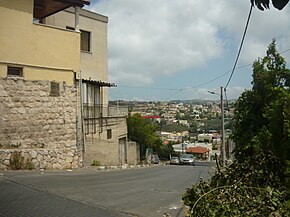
[107,129,112,139]
[81,30,91,52]
[50,81,60,96]
[66,27,91,52]
[8,67,22,77]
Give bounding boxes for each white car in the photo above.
[179,154,195,165]
[170,157,180,165]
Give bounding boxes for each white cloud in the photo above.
[90,0,225,85]
[89,0,290,100]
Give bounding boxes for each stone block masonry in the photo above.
[0,77,82,169]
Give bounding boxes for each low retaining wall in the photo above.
[0,148,82,170]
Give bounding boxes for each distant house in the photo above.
[186,146,210,160]
[0,0,135,169]
[160,132,171,140]
[198,133,214,142]
[172,142,213,161]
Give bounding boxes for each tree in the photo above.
[183,41,290,216]
[251,0,289,10]
[233,40,290,171]
[127,113,175,159]
[127,113,158,148]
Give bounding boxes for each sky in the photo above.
[86,0,290,101]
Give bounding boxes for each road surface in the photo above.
[1,162,213,217]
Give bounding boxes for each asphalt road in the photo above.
[1,162,213,217]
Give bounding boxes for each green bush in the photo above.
[24,158,35,170]
[183,151,290,216]
[9,151,24,170]
[91,160,101,166]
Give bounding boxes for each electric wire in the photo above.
[117,63,252,92]
[224,4,253,89]
[112,45,290,101]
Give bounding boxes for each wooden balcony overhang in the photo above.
[34,0,90,19]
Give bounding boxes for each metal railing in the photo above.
[83,104,128,119]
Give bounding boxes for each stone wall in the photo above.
[0,148,81,170]
[0,77,81,169]
[127,141,140,165]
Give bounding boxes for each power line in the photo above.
[117,63,252,92]
[281,48,290,54]
[225,4,254,89]
[113,45,290,101]
[116,85,182,91]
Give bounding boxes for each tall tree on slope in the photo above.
[233,40,290,186]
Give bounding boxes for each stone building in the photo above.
[0,0,137,169]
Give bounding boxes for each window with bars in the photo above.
[83,83,101,134]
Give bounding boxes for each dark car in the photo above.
[179,154,195,165]
[151,155,160,164]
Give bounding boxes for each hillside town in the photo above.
[115,100,236,162]
[1,1,290,216]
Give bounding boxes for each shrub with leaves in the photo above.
[183,150,290,216]
[91,160,101,166]
[9,151,24,170]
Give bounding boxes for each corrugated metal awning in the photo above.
[81,79,117,87]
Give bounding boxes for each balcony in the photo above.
[83,104,128,119]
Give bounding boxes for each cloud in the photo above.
[90,0,225,85]
[179,86,247,100]
[88,0,290,100]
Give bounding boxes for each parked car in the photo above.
[170,157,180,165]
[179,154,195,165]
[151,155,160,164]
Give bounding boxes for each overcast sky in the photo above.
[87,0,290,101]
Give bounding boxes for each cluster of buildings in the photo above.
[171,133,222,161]
[128,101,235,161]
[0,0,139,170]
[128,100,234,127]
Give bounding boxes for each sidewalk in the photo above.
[0,164,165,217]
[0,175,129,217]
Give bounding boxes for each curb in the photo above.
[91,163,165,171]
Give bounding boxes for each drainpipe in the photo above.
[75,72,80,149]
[99,87,103,134]
[80,71,86,153]
[74,6,80,32]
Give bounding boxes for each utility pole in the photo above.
[208,88,226,167]
[221,86,225,167]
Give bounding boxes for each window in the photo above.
[83,83,101,134]
[66,27,91,52]
[81,30,91,52]
[7,66,22,77]
[107,129,112,139]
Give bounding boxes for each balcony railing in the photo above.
[83,104,128,134]
[83,104,128,119]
